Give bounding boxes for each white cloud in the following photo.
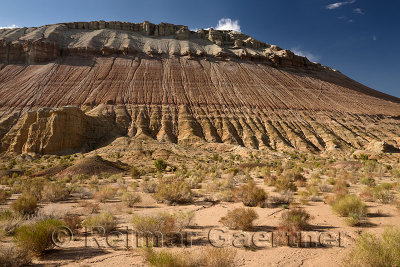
[326,0,356,10]
[215,18,241,32]
[373,35,377,41]
[353,8,364,15]
[291,47,320,62]
[0,24,18,29]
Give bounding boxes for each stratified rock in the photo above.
[1,107,120,154]
[0,21,399,154]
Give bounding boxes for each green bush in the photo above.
[234,180,267,207]
[121,192,142,207]
[332,195,367,226]
[11,194,38,216]
[83,212,116,234]
[344,227,400,267]
[154,159,167,172]
[15,219,63,256]
[219,207,258,231]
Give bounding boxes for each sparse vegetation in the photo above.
[83,212,116,233]
[121,191,142,207]
[15,218,63,256]
[344,227,400,267]
[42,182,70,202]
[0,245,32,267]
[219,207,258,231]
[154,159,167,172]
[155,177,192,204]
[143,246,236,267]
[132,211,194,235]
[332,195,367,226]
[234,180,267,207]
[94,185,117,203]
[11,194,38,216]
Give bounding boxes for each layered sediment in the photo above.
[0,21,399,154]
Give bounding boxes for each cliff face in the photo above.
[0,21,399,154]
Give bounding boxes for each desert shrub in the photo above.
[83,212,116,233]
[274,176,297,193]
[130,166,141,179]
[264,174,277,186]
[219,207,258,231]
[155,177,192,204]
[21,177,48,200]
[121,192,142,207]
[359,176,375,186]
[75,186,94,199]
[318,183,333,193]
[154,159,167,172]
[41,182,69,202]
[308,174,321,186]
[142,180,158,193]
[372,184,395,204]
[93,185,117,203]
[201,247,237,267]
[233,180,267,207]
[391,166,400,179]
[0,211,24,236]
[143,246,236,267]
[332,195,367,226]
[332,179,349,196]
[0,189,11,204]
[327,177,336,185]
[132,211,194,235]
[343,227,400,267]
[0,245,32,267]
[267,191,294,207]
[15,218,63,256]
[63,214,82,234]
[80,201,100,214]
[275,208,311,246]
[280,208,311,231]
[11,194,38,216]
[359,187,374,202]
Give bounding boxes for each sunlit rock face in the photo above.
[0,21,399,154]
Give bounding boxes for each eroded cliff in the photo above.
[0,21,399,154]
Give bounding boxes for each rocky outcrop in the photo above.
[0,21,399,154]
[0,21,324,69]
[1,107,120,154]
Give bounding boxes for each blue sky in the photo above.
[1,0,399,98]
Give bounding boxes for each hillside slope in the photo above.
[0,21,399,154]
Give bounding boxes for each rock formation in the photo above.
[0,21,399,154]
